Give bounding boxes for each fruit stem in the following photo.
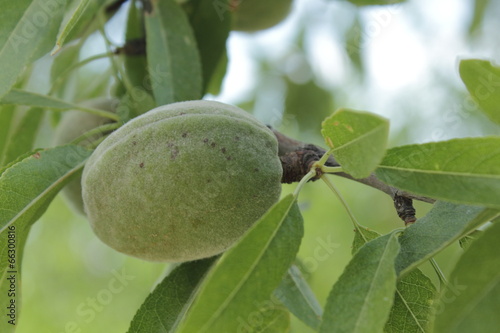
[316,148,334,167]
[321,166,343,174]
[430,258,448,289]
[293,169,317,197]
[321,175,364,235]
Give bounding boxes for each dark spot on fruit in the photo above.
[221,147,226,154]
[179,112,186,115]
[235,136,240,141]
[167,142,175,148]
[203,138,209,143]
[140,162,144,168]
[226,156,232,161]
[254,168,259,172]
[211,142,216,148]
[170,147,179,160]
[182,132,188,138]
[132,141,137,146]
[206,179,212,183]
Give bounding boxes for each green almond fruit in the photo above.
[54,98,117,215]
[232,0,293,32]
[82,100,283,262]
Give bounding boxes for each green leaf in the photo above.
[0,0,67,99]
[188,0,231,92]
[320,232,400,333]
[253,305,291,333]
[1,89,118,120]
[395,201,500,276]
[123,0,148,90]
[458,230,482,250]
[346,0,406,6]
[206,50,228,96]
[352,227,436,333]
[384,269,436,333]
[1,108,44,167]
[375,137,500,209]
[144,0,202,105]
[352,226,381,254]
[468,0,491,35]
[275,265,323,330]
[52,0,113,52]
[286,79,334,133]
[459,59,500,125]
[0,105,16,167]
[53,0,93,53]
[175,194,304,333]
[345,16,364,74]
[50,43,81,87]
[0,145,91,332]
[127,258,216,333]
[322,108,389,179]
[0,145,92,232]
[432,221,500,333]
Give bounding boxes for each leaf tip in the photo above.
[50,44,62,56]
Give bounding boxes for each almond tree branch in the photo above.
[272,128,435,224]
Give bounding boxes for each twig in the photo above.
[271,127,436,224]
[272,128,434,203]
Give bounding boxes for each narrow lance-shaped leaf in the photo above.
[144,0,203,105]
[0,105,16,167]
[0,0,67,99]
[2,108,44,167]
[375,137,500,209]
[1,89,118,120]
[352,227,437,333]
[274,265,323,330]
[322,108,389,179]
[52,0,92,54]
[459,59,500,125]
[123,0,148,90]
[52,0,115,53]
[432,221,500,333]
[468,0,491,35]
[395,201,500,276]
[188,0,231,92]
[0,145,92,332]
[0,145,92,232]
[50,44,81,90]
[117,0,156,121]
[127,258,216,333]
[320,232,400,333]
[174,194,304,333]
